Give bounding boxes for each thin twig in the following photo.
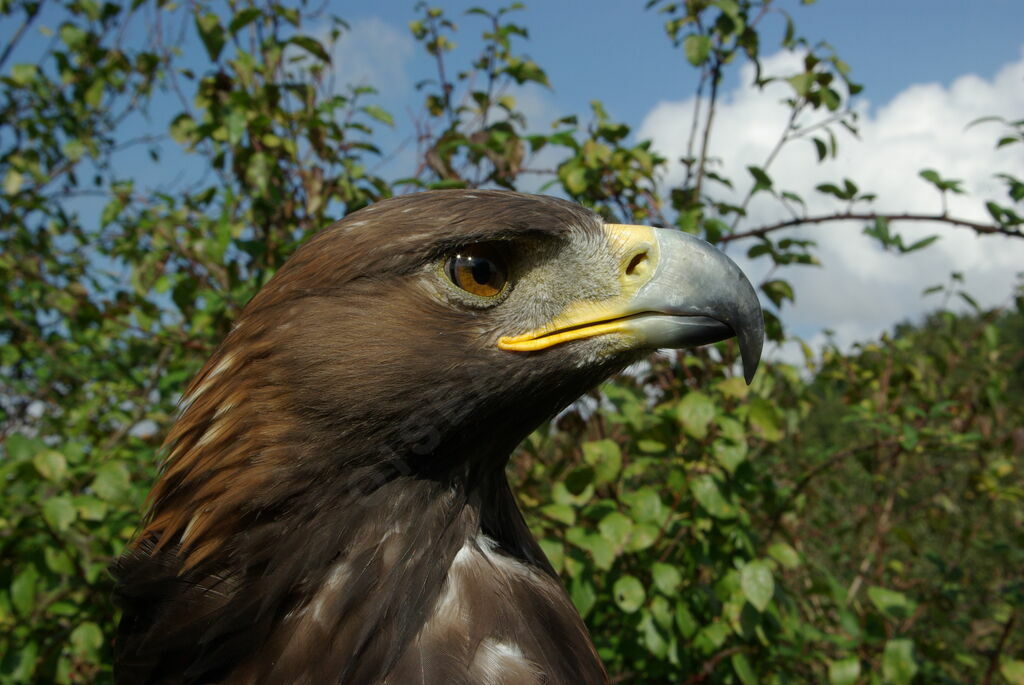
[692,58,721,203]
[981,612,1016,685]
[727,103,803,232]
[681,70,709,190]
[0,0,44,71]
[846,488,896,604]
[767,440,898,536]
[682,645,754,685]
[787,109,854,141]
[100,346,173,452]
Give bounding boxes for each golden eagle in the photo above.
[113,190,763,684]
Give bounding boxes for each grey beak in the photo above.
[630,229,765,383]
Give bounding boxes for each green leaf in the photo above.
[289,35,331,63]
[84,78,104,107]
[1001,660,1024,685]
[540,503,575,525]
[62,138,85,162]
[676,391,715,440]
[694,621,730,653]
[33,449,68,481]
[813,137,828,161]
[717,376,749,400]
[225,109,247,146]
[740,559,774,611]
[502,57,549,86]
[538,538,564,574]
[59,23,87,49]
[748,397,783,442]
[169,113,198,145]
[651,562,682,596]
[788,72,814,97]
[4,433,41,461]
[690,475,736,519]
[639,610,668,658]
[918,168,964,194]
[5,642,38,682]
[637,438,666,454]
[587,536,615,570]
[613,575,645,613]
[684,34,711,66]
[598,511,634,548]
[195,12,226,61]
[626,522,660,552]
[713,439,747,473]
[828,657,861,685]
[44,547,75,575]
[748,165,773,192]
[622,488,665,523]
[69,622,103,656]
[362,105,394,126]
[91,461,131,501]
[566,527,615,570]
[10,564,39,616]
[228,8,261,35]
[761,279,795,308]
[571,577,597,618]
[3,169,24,195]
[43,496,77,532]
[903,235,939,253]
[565,465,594,495]
[676,602,699,638]
[732,652,758,685]
[9,63,38,85]
[561,163,587,195]
[767,542,800,569]
[986,201,1006,223]
[882,639,918,685]
[867,586,915,619]
[582,439,622,484]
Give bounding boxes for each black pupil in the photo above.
[469,257,492,285]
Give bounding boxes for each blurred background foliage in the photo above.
[1,0,1022,682]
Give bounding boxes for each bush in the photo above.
[1,1,1021,682]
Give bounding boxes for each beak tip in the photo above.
[738,312,765,386]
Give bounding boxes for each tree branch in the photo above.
[728,102,803,232]
[0,0,44,71]
[767,440,898,537]
[721,211,1024,243]
[846,488,896,604]
[982,612,1016,685]
[692,58,721,203]
[682,645,754,685]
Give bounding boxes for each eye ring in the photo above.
[444,243,509,298]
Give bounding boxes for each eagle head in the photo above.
[114,190,763,685]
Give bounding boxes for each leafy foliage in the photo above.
[1,0,1021,682]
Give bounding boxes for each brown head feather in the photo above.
[113,190,614,684]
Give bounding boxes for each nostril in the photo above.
[625,251,648,277]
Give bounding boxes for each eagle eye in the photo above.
[445,244,508,298]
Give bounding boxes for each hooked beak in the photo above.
[498,224,765,383]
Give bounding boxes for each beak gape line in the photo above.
[500,224,765,383]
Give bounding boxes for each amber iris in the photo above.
[445,244,508,297]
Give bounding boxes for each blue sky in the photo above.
[330,2,1024,354]
[8,1,1024,356]
[342,1,1024,131]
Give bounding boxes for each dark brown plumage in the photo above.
[113,190,762,684]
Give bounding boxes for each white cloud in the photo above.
[328,17,415,102]
[638,49,1024,354]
